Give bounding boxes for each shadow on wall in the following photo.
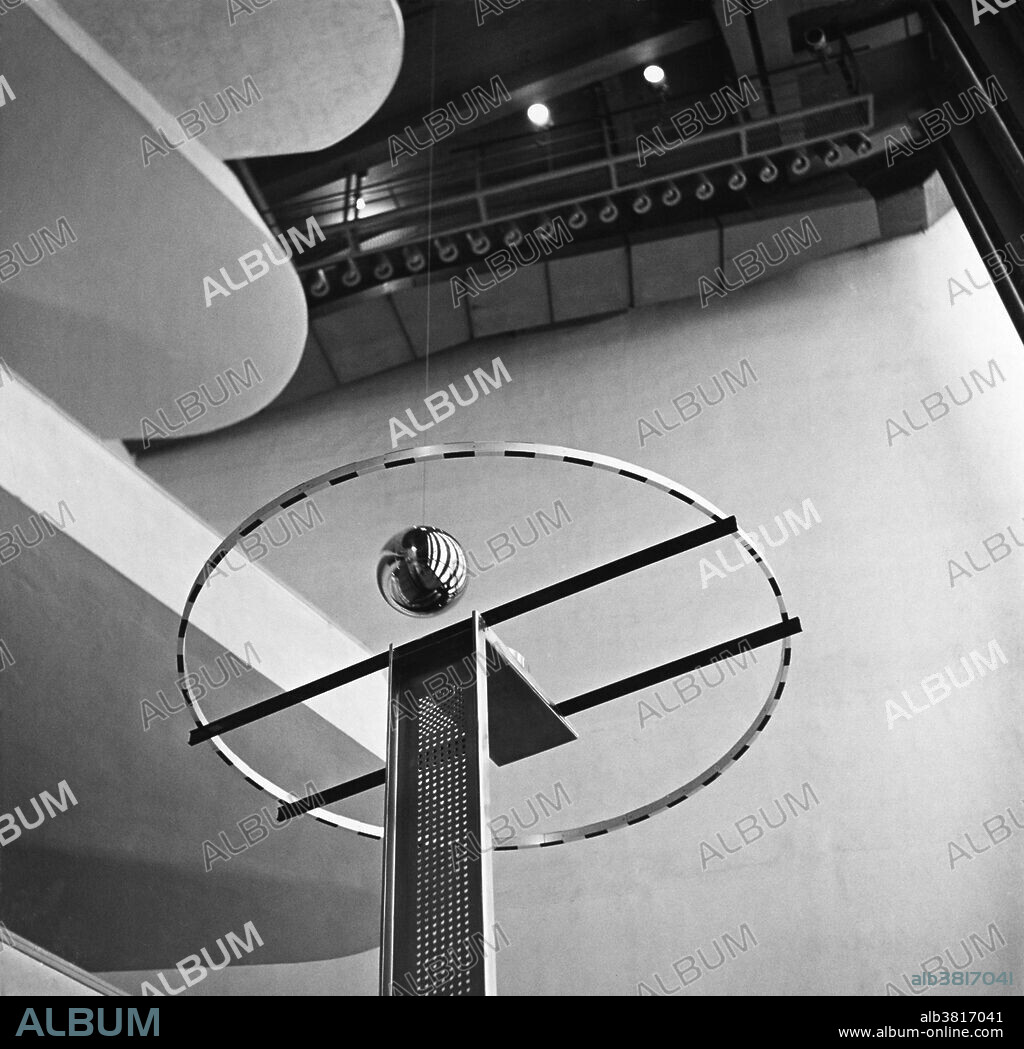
[0,844,380,976]
[0,485,382,973]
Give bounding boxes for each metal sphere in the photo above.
[376,525,468,616]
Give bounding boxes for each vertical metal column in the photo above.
[380,612,495,996]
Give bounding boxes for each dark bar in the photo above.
[279,618,803,805]
[277,768,386,822]
[190,518,738,745]
[189,650,389,745]
[554,617,802,717]
[484,516,737,626]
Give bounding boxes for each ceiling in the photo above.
[195,0,949,420]
[51,0,404,157]
[0,0,404,441]
[8,0,986,444]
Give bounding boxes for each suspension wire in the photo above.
[421,5,439,524]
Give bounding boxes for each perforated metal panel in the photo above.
[380,614,495,996]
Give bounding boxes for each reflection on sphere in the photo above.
[376,525,468,616]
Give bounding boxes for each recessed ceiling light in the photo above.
[527,103,551,127]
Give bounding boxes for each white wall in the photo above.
[131,207,1024,993]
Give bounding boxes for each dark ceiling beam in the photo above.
[936,136,1024,340]
[495,21,716,118]
[930,0,1024,148]
[713,2,804,120]
[789,0,920,39]
[923,0,1024,343]
[713,2,769,119]
[753,5,803,116]
[263,20,716,202]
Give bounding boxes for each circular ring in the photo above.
[176,442,797,847]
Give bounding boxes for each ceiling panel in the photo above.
[313,297,414,384]
[391,279,473,358]
[630,219,720,306]
[720,189,881,287]
[548,245,631,322]
[466,262,553,338]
